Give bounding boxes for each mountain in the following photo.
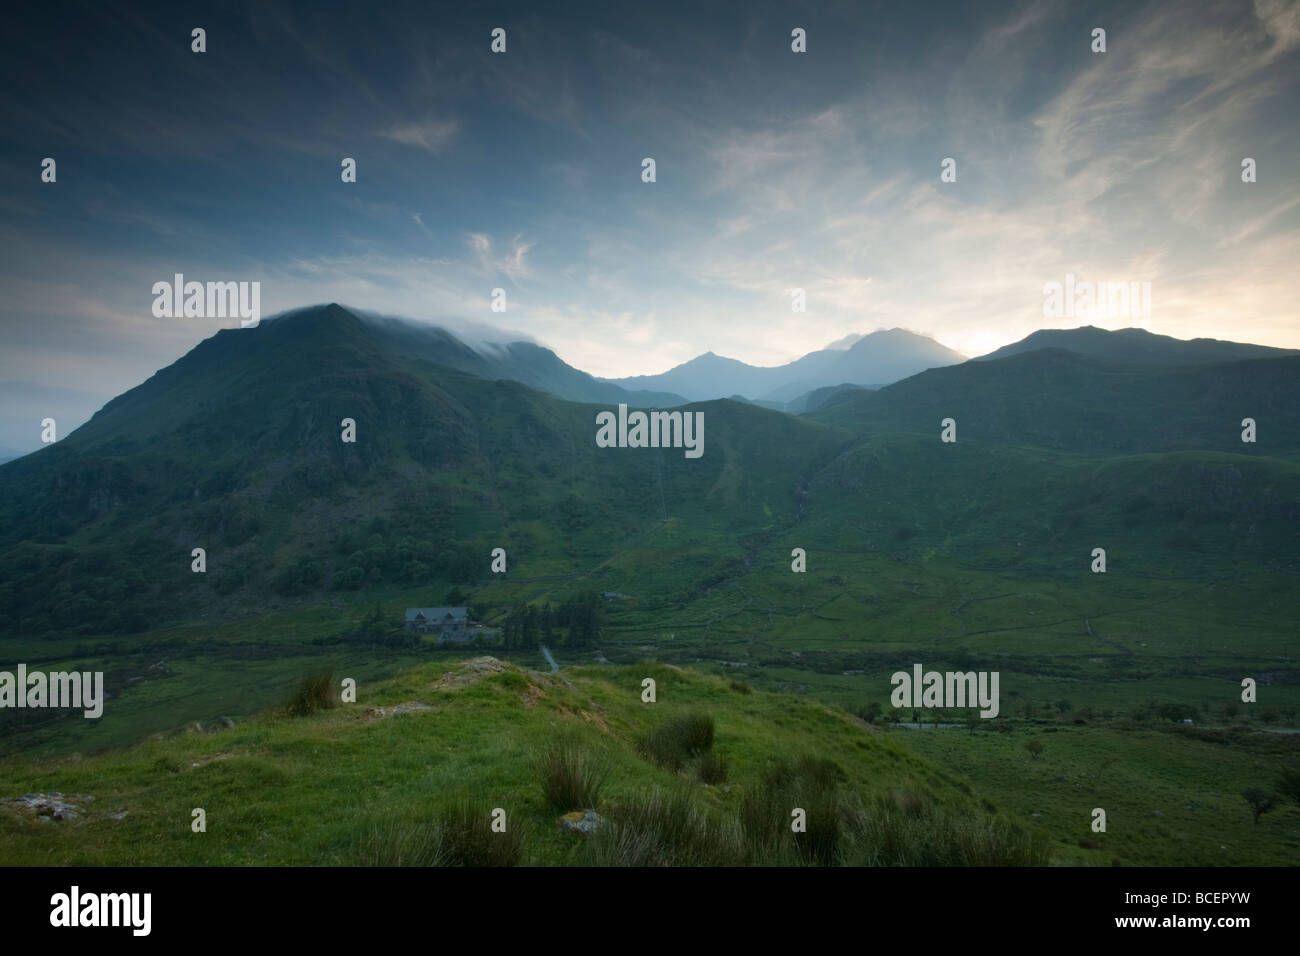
[823,332,866,350]
[605,328,966,402]
[0,303,847,639]
[975,325,1300,366]
[786,383,873,414]
[810,346,1300,453]
[5,305,1294,646]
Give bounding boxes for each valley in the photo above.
[0,306,1296,866]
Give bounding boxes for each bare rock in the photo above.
[1,792,90,822]
[365,701,433,719]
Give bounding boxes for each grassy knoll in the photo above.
[0,658,1050,866]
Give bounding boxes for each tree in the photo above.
[1024,739,1044,760]
[1242,788,1279,824]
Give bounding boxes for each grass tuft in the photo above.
[537,737,609,812]
[640,711,715,771]
[697,751,729,785]
[347,816,448,866]
[437,796,526,867]
[284,670,336,716]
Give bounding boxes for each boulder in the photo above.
[559,810,606,834]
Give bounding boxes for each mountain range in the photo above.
[603,327,968,403]
[1,303,1296,643]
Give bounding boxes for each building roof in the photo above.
[405,607,468,622]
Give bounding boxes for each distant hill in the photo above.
[975,325,1300,366]
[811,346,1300,453]
[605,328,966,402]
[786,383,874,414]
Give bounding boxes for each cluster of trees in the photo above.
[0,543,154,636]
[499,591,605,649]
[327,523,479,591]
[348,602,422,650]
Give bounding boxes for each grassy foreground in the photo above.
[0,657,1052,866]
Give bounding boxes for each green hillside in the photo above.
[1,309,1296,866]
[811,348,1300,453]
[0,305,847,639]
[0,657,1053,867]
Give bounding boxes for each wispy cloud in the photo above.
[1,0,1297,453]
[466,233,535,283]
[382,117,460,154]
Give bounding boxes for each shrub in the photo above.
[537,738,609,811]
[729,679,752,694]
[284,670,336,716]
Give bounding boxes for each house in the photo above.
[603,592,625,601]
[404,607,469,640]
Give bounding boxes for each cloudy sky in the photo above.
[1,0,1297,453]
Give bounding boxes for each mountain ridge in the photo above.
[603,328,967,402]
[974,325,1300,366]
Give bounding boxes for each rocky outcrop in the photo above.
[1,792,92,822]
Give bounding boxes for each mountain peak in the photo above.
[607,329,966,402]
